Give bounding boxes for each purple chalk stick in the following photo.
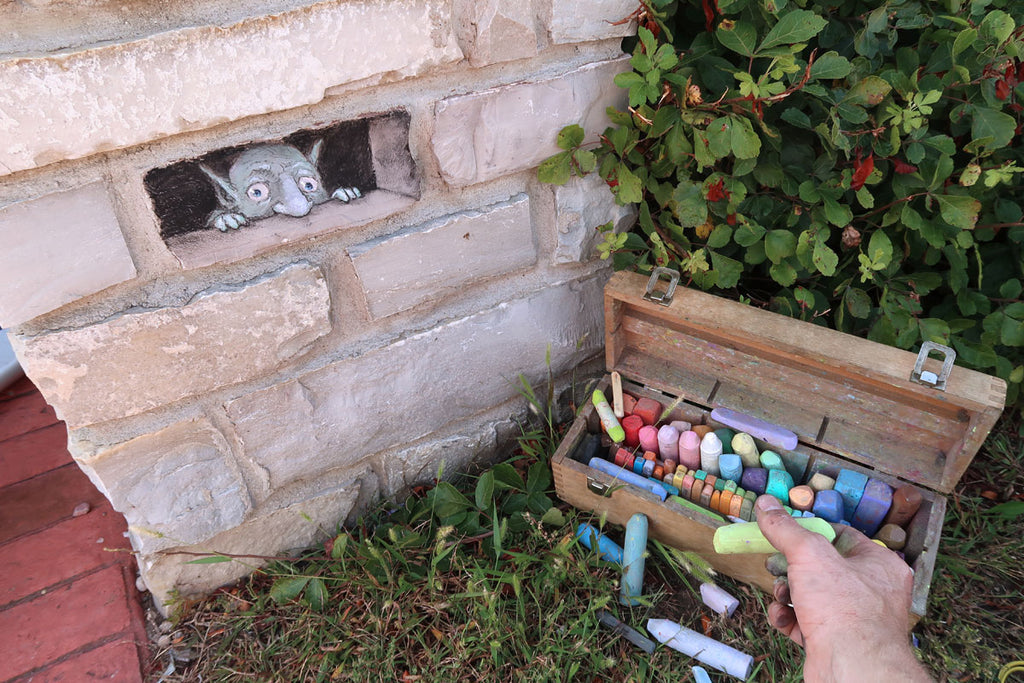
[710,408,798,451]
[851,479,893,537]
[811,489,844,523]
[740,467,768,496]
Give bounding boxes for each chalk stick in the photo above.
[622,415,644,449]
[729,492,744,517]
[739,498,754,521]
[719,453,743,482]
[621,513,648,606]
[801,511,816,518]
[882,485,923,528]
[678,431,702,470]
[724,479,738,494]
[700,433,723,477]
[714,478,727,492]
[807,472,836,492]
[575,523,623,563]
[700,483,714,508]
[639,425,660,454]
[788,485,815,511]
[713,517,836,554]
[713,428,736,450]
[719,490,734,514]
[692,666,713,683]
[695,469,707,481]
[711,407,798,451]
[834,469,870,520]
[592,390,625,443]
[710,490,721,512]
[874,523,907,551]
[705,475,718,490]
[587,457,667,501]
[647,619,754,680]
[766,469,795,505]
[700,582,740,617]
[622,393,638,416]
[690,479,704,503]
[596,610,656,654]
[570,433,603,465]
[611,371,624,418]
[670,495,728,523]
[633,397,662,426]
[664,459,678,475]
[811,489,844,523]
[656,480,680,496]
[759,450,785,471]
[669,420,692,433]
[851,478,893,537]
[692,425,714,439]
[731,432,760,468]
[740,468,768,496]
[658,425,681,460]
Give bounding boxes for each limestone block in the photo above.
[0,182,136,328]
[379,425,499,498]
[456,0,538,66]
[432,56,630,186]
[548,0,638,44]
[140,481,363,613]
[81,419,249,554]
[0,0,463,177]
[225,275,606,489]
[553,173,637,263]
[12,263,331,428]
[349,194,536,319]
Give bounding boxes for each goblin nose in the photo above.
[273,177,313,217]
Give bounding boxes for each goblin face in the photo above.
[225,144,329,219]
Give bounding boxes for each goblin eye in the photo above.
[298,176,319,193]
[246,182,270,202]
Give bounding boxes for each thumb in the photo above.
[755,495,834,557]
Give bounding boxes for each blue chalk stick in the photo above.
[692,666,713,683]
[766,469,794,505]
[657,480,681,496]
[759,450,785,471]
[801,510,816,518]
[621,513,648,606]
[851,478,893,536]
[575,523,623,564]
[835,469,870,520]
[587,457,668,501]
[811,489,844,523]
[719,453,743,482]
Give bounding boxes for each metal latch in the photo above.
[910,341,956,391]
[587,477,612,497]
[643,267,679,306]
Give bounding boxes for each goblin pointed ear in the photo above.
[307,139,324,167]
[198,163,239,204]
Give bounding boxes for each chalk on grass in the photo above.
[700,583,740,617]
[595,610,656,654]
[647,619,754,680]
[692,666,713,683]
[620,513,648,606]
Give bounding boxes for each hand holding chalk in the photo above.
[753,495,933,683]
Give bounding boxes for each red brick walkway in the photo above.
[0,377,149,682]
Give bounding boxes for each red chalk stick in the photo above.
[633,398,662,426]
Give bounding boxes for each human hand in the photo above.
[754,494,933,683]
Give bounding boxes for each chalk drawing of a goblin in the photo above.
[200,140,362,231]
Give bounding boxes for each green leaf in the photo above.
[952,28,977,57]
[527,460,552,494]
[1001,315,1024,346]
[705,118,735,159]
[717,21,759,57]
[616,165,644,204]
[845,287,872,318]
[781,108,812,129]
[986,501,1024,520]
[730,116,762,159]
[671,181,709,227]
[431,482,473,518]
[665,125,693,163]
[492,462,525,490]
[971,107,1017,149]
[919,318,950,343]
[936,195,981,230]
[305,577,328,611]
[823,198,853,227]
[843,76,892,107]
[867,230,893,268]
[1000,279,1023,299]
[556,125,585,150]
[573,149,596,174]
[734,220,767,247]
[270,576,310,604]
[813,239,839,275]
[538,152,571,185]
[759,10,828,51]
[185,555,233,565]
[770,260,798,286]
[331,533,349,559]
[711,251,744,288]
[765,230,798,263]
[810,51,852,80]
[540,507,566,527]
[979,10,1014,45]
[707,224,733,248]
[475,470,495,511]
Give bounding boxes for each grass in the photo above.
[152,413,1024,683]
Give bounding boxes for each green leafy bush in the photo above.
[541,0,1024,409]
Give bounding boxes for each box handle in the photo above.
[643,267,679,306]
[910,341,955,391]
[587,477,613,497]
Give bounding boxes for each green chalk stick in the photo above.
[713,517,836,554]
[669,495,727,523]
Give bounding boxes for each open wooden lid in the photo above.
[605,270,1006,493]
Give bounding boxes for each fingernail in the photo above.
[756,495,782,511]
[775,610,794,628]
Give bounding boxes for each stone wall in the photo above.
[0,0,637,612]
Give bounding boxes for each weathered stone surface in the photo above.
[548,0,637,44]
[432,56,630,186]
[225,275,605,489]
[0,182,136,328]
[0,0,463,177]
[12,263,331,428]
[140,481,362,613]
[553,173,637,263]
[379,424,499,498]
[81,419,249,554]
[349,194,536,319]
[456,0,538,66]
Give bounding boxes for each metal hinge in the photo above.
[910,341,955,391]
[643,267,680,306]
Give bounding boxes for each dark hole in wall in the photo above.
[146,119,376,239]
